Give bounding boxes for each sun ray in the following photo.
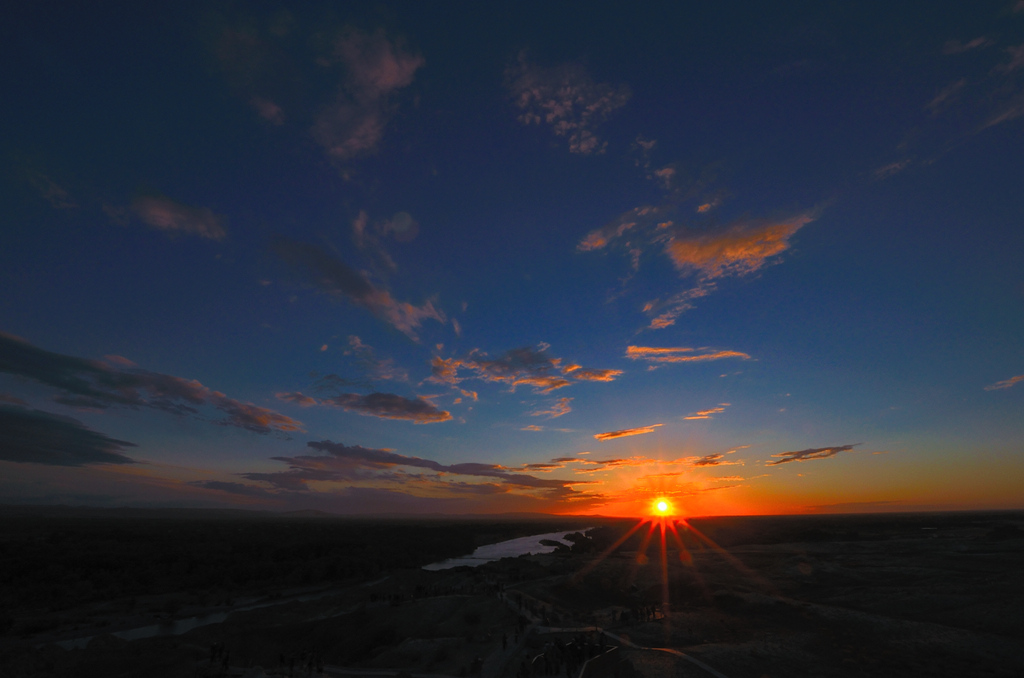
[571,518,646,582]
[683,520,780,595]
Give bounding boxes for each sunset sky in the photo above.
[2,1,1023,516]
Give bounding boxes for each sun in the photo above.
[653,498,672,516]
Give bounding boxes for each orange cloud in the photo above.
[627,345,750,364]
[665,213,816,279]
[571,368,623,382]
[684,403,730,420]
[594,424,662,441]
[531,397,572,419]
[985,374,1024,390]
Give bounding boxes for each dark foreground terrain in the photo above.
[1,508,1022,678]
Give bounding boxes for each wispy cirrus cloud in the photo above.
[767,444,858,466]
[594,424,662,441]
[131,194,227,241]
[506,53,631,155]
[531,397,572,419]
[0,404,136,466]
[985,374,1024,390]
[684,403,730,420]
[627,345,751,366]
[312,29,424,160]
[0,332,302,435]
[273,237,444,340]
[429,344,620,394]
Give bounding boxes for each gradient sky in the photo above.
[2,1,1023,516]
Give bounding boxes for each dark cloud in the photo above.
[240,440,596,496]
[272,237,444,340]
[767,444,859,466]
[690,453,743,467]
[323,392,451,424]
[343,336,408,382]
[429,345,619,394]
[0,332,302,434]
[0,405,136,466]
[593,424,662,441]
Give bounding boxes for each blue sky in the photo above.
[1,1,1022,515]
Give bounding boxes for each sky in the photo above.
[1,1,1023,517]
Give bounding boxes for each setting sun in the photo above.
[654,499,671,515]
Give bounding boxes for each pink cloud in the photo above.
[506,53,630,155]
[131,194,227,241]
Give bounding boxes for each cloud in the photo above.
[272,237,444,340]
[627,345,751,365]
[0,404,136,466]
[323,392,451,424]
[239,439,597,496]
[531,397,572,419]
[767,444,859,466]
[569,368,623,382]
[131,194,227,240]
[0,332,302,434]
[927,79,967,114]
[250,96,285,124]
[684,403,730,420]
[429,345,619,394]
[665,213,816,279]
[577,205,663,252]
[506,53,630,155]
[594,424,662,441]
[942,37,992,55]
[26,171,77,209]
[521,424,544,431]
[579,206,819,328]
[350,210,420,274]
[276,391,317,407]
[985,374,1024,390]
[344,335,408,382]
[690,453,742,467]
[312,29,424,160]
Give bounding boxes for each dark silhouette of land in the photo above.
[1,507,1021,677]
